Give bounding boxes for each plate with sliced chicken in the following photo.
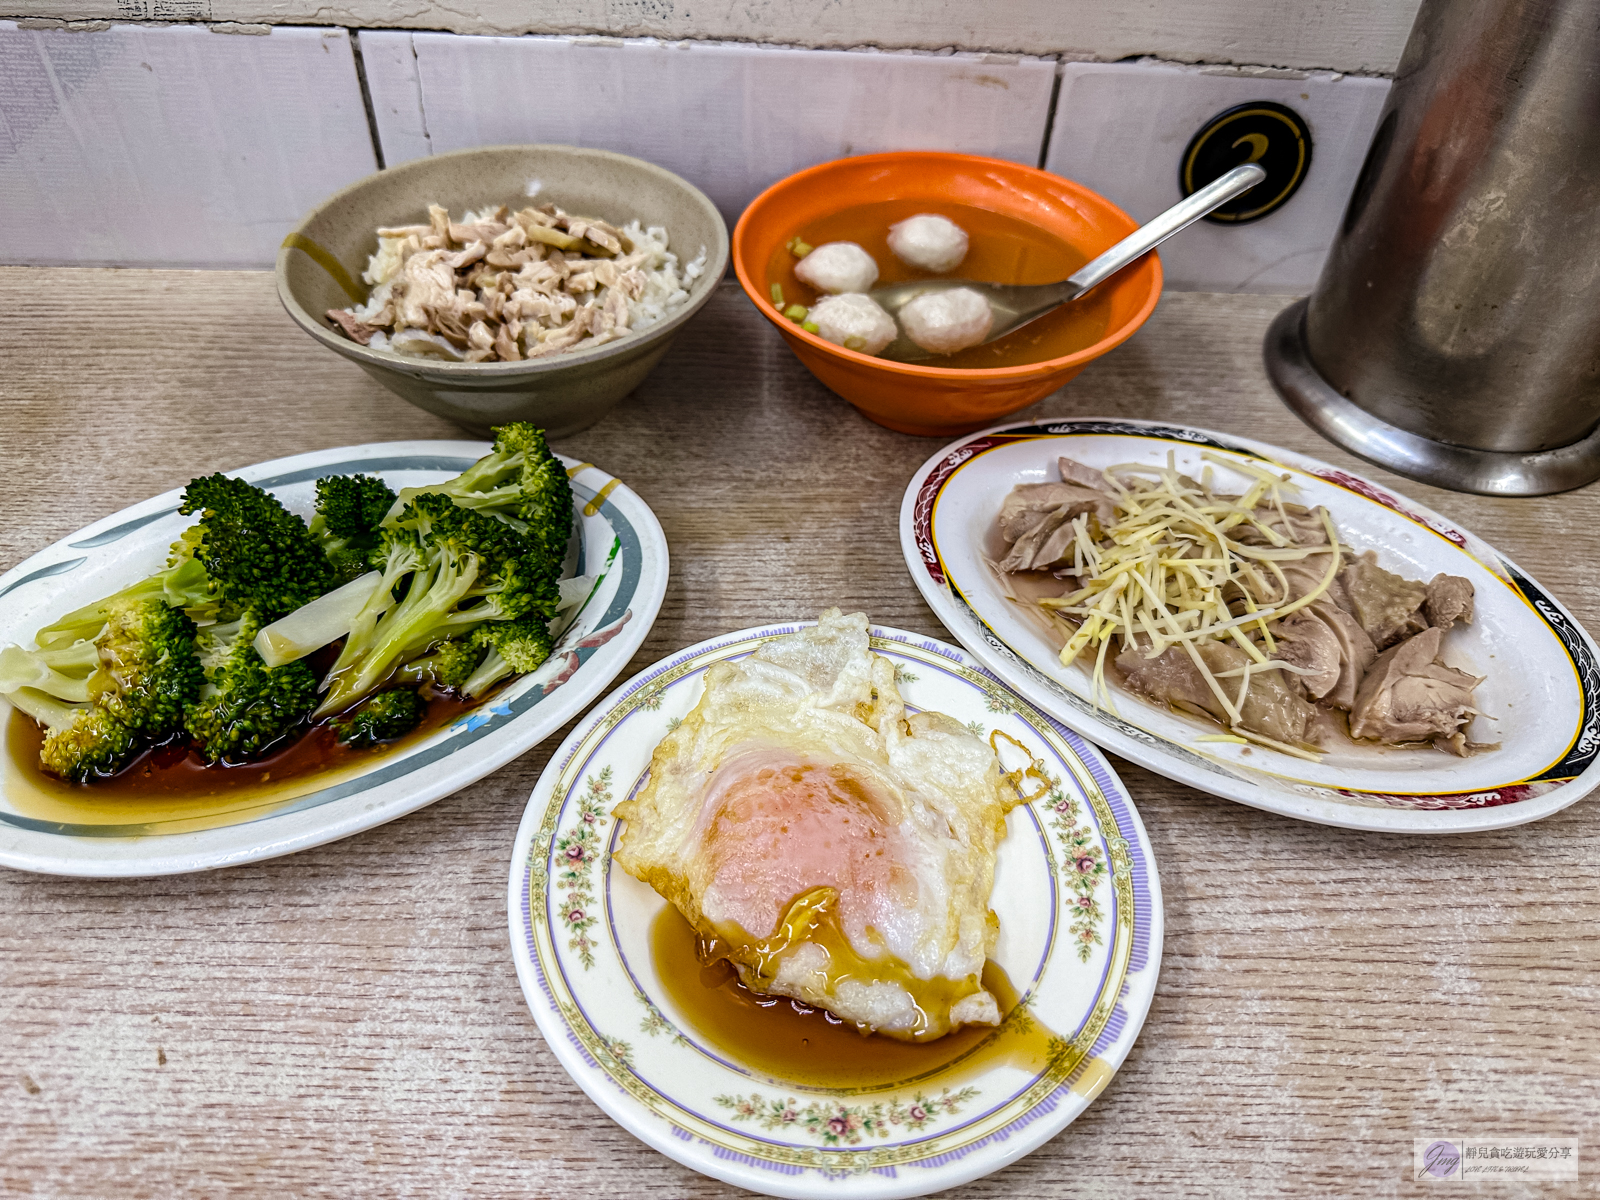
[900,418,1600,833]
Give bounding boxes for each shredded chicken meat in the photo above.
[326,202,702,363]
[992,454,1486,760]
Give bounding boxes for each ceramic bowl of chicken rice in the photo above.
[278,145,728,437]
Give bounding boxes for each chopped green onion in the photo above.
[770,282,784,306]
[788,237,813,258]
[844,336,866,351]
[784,304,808,321]
[801,320,820,333]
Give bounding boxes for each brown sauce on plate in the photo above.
[3,690,473,833]
[649,903,1067,1091]
[766,198,1115,370]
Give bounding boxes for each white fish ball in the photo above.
[809,293,898,356]
[887,214,970,273]
[793,242,879,294]
[899,288,994,355]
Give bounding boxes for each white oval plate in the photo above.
[900,417,1600,834]
[0,440,668,877]
[508,621,1163,1200]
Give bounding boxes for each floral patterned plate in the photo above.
[0,440,668,877]
[507,621,1163,1199]
[900,418,1600,833]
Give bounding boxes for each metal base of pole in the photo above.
[1264,298,1600,497]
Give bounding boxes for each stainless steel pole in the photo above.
[1264,0,1600,495]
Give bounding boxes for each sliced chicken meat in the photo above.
[1233,503,1329,550]
[392,249,459,330]
[324,308,375,345]
[998,482,1113,542]
[1338,551,1429,648]
[1118,641,1320,746]
[993,459,1489,759]
[1271,611,1339,699]
[1272,601,1376,710]
[1349,626,1480,752]
[1056,456,1107,490]
[996,482,1115,573]
[1424,573,1475,630]
[1116,645,1217,719]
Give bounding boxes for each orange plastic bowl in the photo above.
[733,152,1162,437]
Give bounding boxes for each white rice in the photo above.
[617,220,708,332]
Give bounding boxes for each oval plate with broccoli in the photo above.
[0,431,667,877]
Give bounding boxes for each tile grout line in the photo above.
[410,31,433,154]
[1035,58,1065,171]
[348,29,386,170]
[0,19,1399,79]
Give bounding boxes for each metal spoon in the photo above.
[869,163,1268,362]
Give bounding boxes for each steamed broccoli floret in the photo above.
[312,474,397,585]
[315,474,397,541]
[91,598,206,737]
[34,527,217,650]
[244,425,571,717]
[172,474,334,763]
[385,423,574,574]
[315,492,554,717]
[9,688,141,783]
[398,637,487,691]
[8,475,347,779]
[322,546,378,588]
[487,423,575,574]
[461,615,554,698]
[184,613,318,764]
[331,688,426,748]
[3,598,203,782]
[179,473,334,621]
[40,702,140,781]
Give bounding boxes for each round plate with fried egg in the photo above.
[507,619,1162,1199]
[901,418,1600,834]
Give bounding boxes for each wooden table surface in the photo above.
[2,268,1596,1200]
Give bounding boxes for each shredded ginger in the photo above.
[1035,452,1342,760]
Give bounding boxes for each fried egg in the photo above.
[613,610,1021,1042]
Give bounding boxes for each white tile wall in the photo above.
[0,30,1396,292]
[1044,60,1391,293]
[12,0,1426,77]
[0,22,378,268]
[360,34,1059,228]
